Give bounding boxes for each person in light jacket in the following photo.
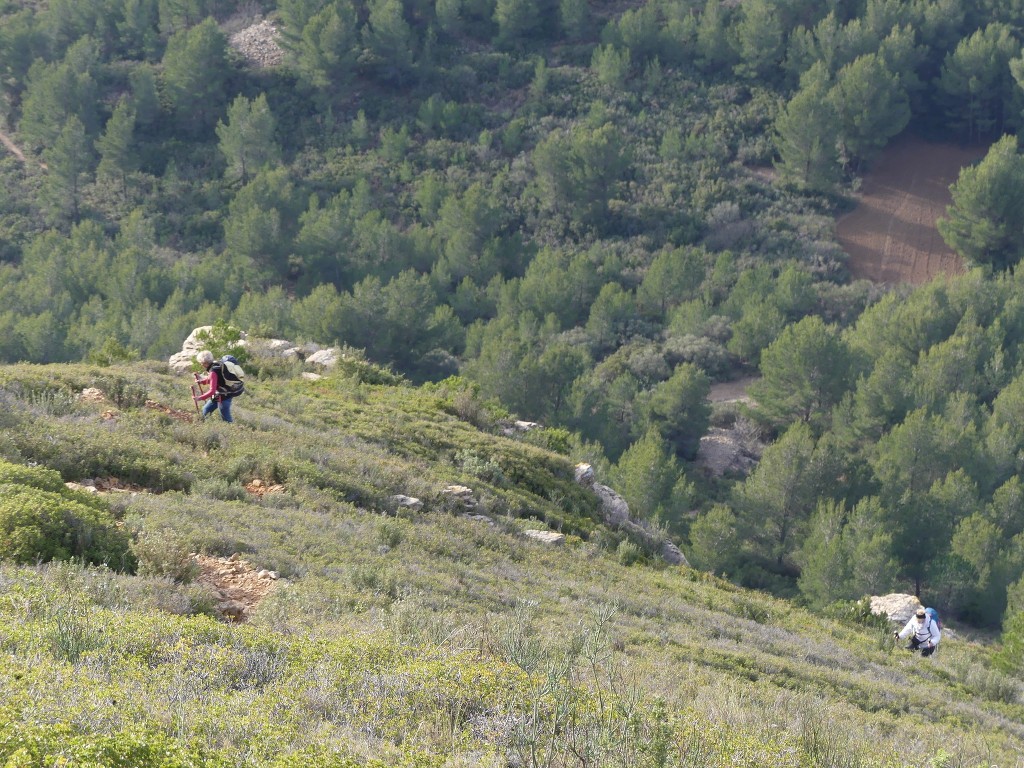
[895,608,940,656]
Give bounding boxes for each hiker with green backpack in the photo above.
[193,350,245,423]
[895,607,941,657]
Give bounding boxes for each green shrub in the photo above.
[92,375,149,408]
[522,426,574,455]
[324,347,405,385]
[193,321,248,366]
[10,424,191,492]
[378,518,407,549]
[192,477,249,501]
[0,483,136,570]
[617,539,644,566]
[0,460,69,493]
[131,527,200,583]
[454,448,506,484]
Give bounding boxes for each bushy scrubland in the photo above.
[0,363,1022,767]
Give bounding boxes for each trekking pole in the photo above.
[190,373,202,417]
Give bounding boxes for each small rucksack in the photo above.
[924,607,941,630]
[214,355,245,398]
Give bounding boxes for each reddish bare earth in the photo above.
[837,139,986,284]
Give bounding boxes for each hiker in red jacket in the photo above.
[194,350,234,423]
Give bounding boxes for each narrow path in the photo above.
[0,128,27,163]
[0,127,46,170]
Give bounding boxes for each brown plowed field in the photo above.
[836,139,986,284]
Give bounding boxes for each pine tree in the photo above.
[41,115,93,225]
[774,62,840,190]
[290,2,359,94]
[640,362,711,461]
[829,52,909,168]
[216,94,280,185]
[731,0,783,81]
[750,315,852,432]
[160,18,228,136]
[96,98,136,199]
[938,134,1024,271]
[362,0,416,85]
[937,23,1019,142]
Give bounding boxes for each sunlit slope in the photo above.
[0,362,1020,768]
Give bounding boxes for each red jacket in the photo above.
[197,369,220,401]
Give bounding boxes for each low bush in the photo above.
[131,527,200,583]
[0,467,135,571]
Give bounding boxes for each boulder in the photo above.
[246,338,304,359]
[695,427,761,478]
[307,348,342,368]
[870,593,923,625]
[463,513,495,525]
[574,462,595,487]
[441,485,477,511]
[660,540,688,566]
[391,494,424,513]
[523,530,566,546]
[592,483,630,527]
[65,482,99,494]
[216,600,248,621]
[169,326,251,372]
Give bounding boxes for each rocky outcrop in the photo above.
[499,419,541,437]
[307,348,342,368]
[78,387,106,403]
[575,463,690,567]
[245,479,285,498]
[870,593,923,625]
[696,425,763,478]
[391,494,424,513]
[246,337,304,360]
[441,484,477,511]
[167,327,335,372]
[228,19,285,68]
[168,326,238,372]
[523,530,566,546]
[65,477,147,495]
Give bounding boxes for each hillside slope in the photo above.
[0,361,1022,767]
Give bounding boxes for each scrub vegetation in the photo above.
[5,0,1024,761]
[0,362,1022,767]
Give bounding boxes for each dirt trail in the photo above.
[709,376,758,403]
[0,129,27,163]
[837,139,985,285]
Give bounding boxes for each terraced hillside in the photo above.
[0,360,1021,767]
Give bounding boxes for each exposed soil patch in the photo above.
[245,479,286,497]
[709,376,758,404]
[837,139,985,285]
[193,553,279,622]
[145,399,196,423]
